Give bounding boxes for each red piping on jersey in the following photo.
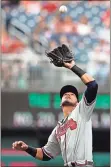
[84,95,95,106]
[42,147,53,159]
[65,133,68,165]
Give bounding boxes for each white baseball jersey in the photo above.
[42,93,96,166]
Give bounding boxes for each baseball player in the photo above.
[12,45,98,167]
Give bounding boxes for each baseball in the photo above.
[59,5,67,13]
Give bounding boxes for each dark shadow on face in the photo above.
[62,100,76,107]
[61,92,78,107]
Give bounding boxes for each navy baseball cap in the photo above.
[60,85,79,101]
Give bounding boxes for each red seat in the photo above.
[9,162,37,167]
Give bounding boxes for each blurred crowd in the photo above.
[1,0,110,91]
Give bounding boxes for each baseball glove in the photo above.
[45,44,74,67]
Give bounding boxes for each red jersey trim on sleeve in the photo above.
[84,95,96,106]
[42,147,53,159]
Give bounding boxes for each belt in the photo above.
[71,161,94,167]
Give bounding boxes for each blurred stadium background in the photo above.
[1,0,110,167]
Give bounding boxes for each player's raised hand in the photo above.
[12,141,28,151]
[63,60,75,69]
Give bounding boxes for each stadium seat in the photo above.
[9,162,37,167]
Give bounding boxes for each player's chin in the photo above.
[61,100,75,107]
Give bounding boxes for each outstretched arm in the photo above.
[64,60,95,84]
[12,141,48,160]
[12,127,60,161]
[64,60,98,104]
[64,60,98,120]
